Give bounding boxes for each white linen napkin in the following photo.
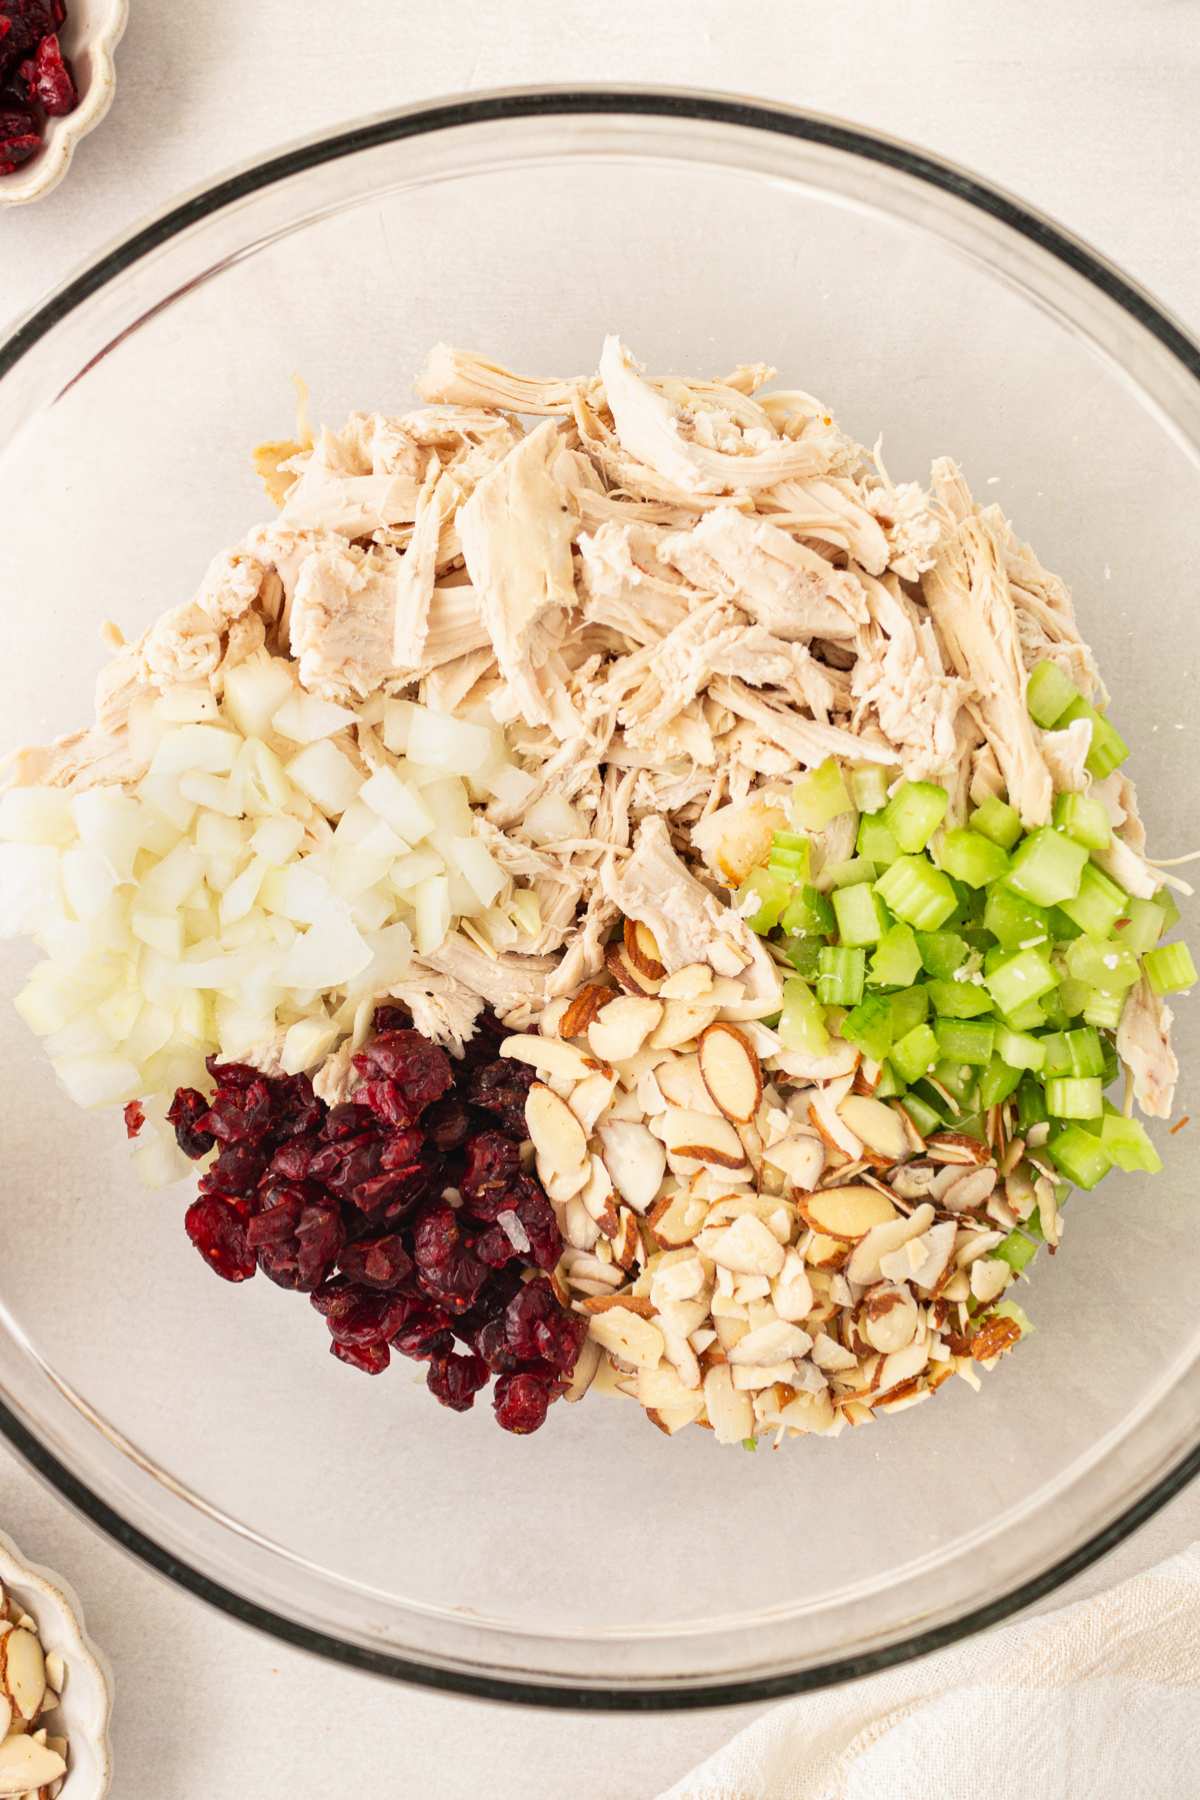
[659,1544,1200,1799]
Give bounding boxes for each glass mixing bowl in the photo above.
[2,89,1199,1710]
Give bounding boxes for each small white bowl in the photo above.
[0,1529,112,1797]
[0,0,128,206]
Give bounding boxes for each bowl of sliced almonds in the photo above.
[0,1532,111,1798]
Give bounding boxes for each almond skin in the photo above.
[698,1021,763,1124]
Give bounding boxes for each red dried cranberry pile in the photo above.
[166,1009,585,1435]
[0,1,78,177]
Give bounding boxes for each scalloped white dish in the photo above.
[0,0,128,207]
[0,1529,112,1797]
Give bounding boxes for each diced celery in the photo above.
[884,781,949,853]
[1058,695,1130,780]
[1017,1074,1049,1130]
[832,881,890,947]
[999,996,1047,1032]
[984,945,1059,1014]
[891,1022,940,1084]
[933,1017,995,1066]
[995,1229,1040,1274]
[874,1060,907,1099]
[1040,1028,1103,1079]
[1046,904,1083,941]
[1065,935,1141,994]
[779,976,829,1055]
[857,813,901,866]
[889,985,930,1038]
[821,857,877,891]
[1155,887,1183,934]
[1099,1109,1164,1174]
[781,884,836,938]
[916,930,969,978]
[791,759,854,830]
[841,993,894,1061]
[1048,1123,1113,1189]
[816,945,866,1006]
[994,1026,1045,1071]
[1143,941,1198,995]
[901,1092,945,1137]
[932,1059,979,1105]
[783,938,822,978]
[868,921,923,988]
[1052,792,1112,851]
[768,830,812,883]
[1026,660,1079,728]
[1057,863,1128,938]
[1082,986,1124,1030]
[970,795,1023,850]
[938,828,1011,888]
[1056,975,1092,1019]
[875,855,958,929]
[1007,827,1088,906]
[737,867,791,934]
[984,883,1051,950]
[979,1056,1022,1108]
[849,763,892,814]
[926,977,995,1018]
[1045,1076,1103,1119]
[1113,897,1167,956]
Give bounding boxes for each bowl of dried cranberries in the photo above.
[0,0,126,204]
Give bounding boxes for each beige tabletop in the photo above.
[3,3,1199,1794]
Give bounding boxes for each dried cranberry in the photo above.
[475,1225,521,1269]
[504,1279,585,1374]
[353,1029,453,1121]
[201,1077,273,1145]
[337,1233,413,1290]
[411,1205,489,1314]
[322,1287,409,1347]
[378,1127,427,1169]
[422,1094,471,1152]
[427,1349,489,1412]
[310,1275,351,1317]
[26,31,73,112]
[246,1185,344,1292]
[268,1071,324,1141]
[493,1371,553,1434]
[458,1007,507,1070]
[267,1138,317,1182]
[371,1004,410,1034]
[331,1339,390,1375]
[470,1315,519,1374]
[320,1102,378,1141]
[185,1196,256,1283]
[469,1058,535,1137]
[461,1131,521,1205]
[167,1088,215,1159]
[510,1178,563,1270]
[391,1304,455,1362]
[198,1140,268,1200]
[123,1100,145,1139]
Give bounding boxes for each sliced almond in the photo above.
[0,1734,66,1795]
[940,1166,998,1213]
[702,1362,755,1444]
[778,1385,837,1434]
[659,962,714,1001]
[796,1184,897,1243]
[708,934,752,977]
[587,995,663,1064]
[563,1336,602,1402]
[539,996,571,1038]
[647,1188,709,1247]
[803,1231,850,1270]
[873,1377,931,1415]
[836,1095,911,1166]
[845,1201,935,1286]
[771,1247,814,1322]
[859,1284,919,1354]
[559,1196,600,1248]
[727,1319,812,1366]
[610,1207,641,1271]
[604,938,661,996]
[969,1257,1012,1304]
[762,1133,826,1191]
[654,1108,747,1169]
[501,1033,593,1083]
[703,1192,793,1245]
[648,1001,721,1052]
[597,1120,667,1214]
[581,1291,654,1315]
[696,1213,786,1277]
[926,1132,991,1166]
[698,1022,763,1124]
[636,1362,702,1411]
[969,1312,1023,1362]
[526,1082,588,1181]
[812,1331,859,1371]
[888,1219,958,1292]
[570,1071,619,1135]
[624,917,666,981]
[731,1360,797,1391]
[876,1338,930,1394]
[559,983,614,1039]
[588,1305,665,1369]
[0,1627,44,1723]
[580,1155,617,1225]
[655,1054,721,1116]
[645,1395,707,1435]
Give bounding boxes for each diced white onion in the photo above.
[359,767,436,841]
[220,653,296,740]
[524,792,583,845]
[406,706,498,776]
[449,836,506,908]
[412,875,452,955]
[273,691,358,744]
[149,723,239,778]
[286,741,363,817]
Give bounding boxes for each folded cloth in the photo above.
[659,1544,1200,1799]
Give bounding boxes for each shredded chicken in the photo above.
[1117,978,1178,1118]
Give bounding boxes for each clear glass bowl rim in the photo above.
[2,84,1199,1712]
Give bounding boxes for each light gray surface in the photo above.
[2,3,1198,1795]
